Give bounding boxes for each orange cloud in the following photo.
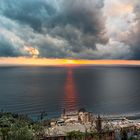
[24,46,39,58]
[104,1,133,17]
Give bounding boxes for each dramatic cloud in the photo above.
[123,1,140,59]
[0,0,140,59]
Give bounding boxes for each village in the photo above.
[44,109,140,140]
[0,109,140,140]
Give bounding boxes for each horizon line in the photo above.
[0,57,140,66]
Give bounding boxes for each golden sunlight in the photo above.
[0,57,140,66]
[24,46,39,58]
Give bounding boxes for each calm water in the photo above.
[0,66,140,118]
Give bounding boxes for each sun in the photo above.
[64,59,77,65]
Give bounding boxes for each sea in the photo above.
[0,66,140,119]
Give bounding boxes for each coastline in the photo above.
[1,109,140,139]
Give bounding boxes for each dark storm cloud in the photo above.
[0,0,56,32]
[48,0,108,51]
[1,0,140,59]
[0,34,23,57]
[0,0,110,58]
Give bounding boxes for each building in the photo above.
[61,108,94,124]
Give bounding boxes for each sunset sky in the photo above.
[0,0,140,65]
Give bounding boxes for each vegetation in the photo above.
[0,112,140,140]
[67,131,84,140]
[66,131,99,140]
[120,129,128,140]
[0,112,46,140]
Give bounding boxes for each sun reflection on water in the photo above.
[63,68,78,112]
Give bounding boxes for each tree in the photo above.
[121,129,127,140]
[0,114,13,140]
[67,131,84,140]
[40,111,47,121]
[32,123,45,140]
